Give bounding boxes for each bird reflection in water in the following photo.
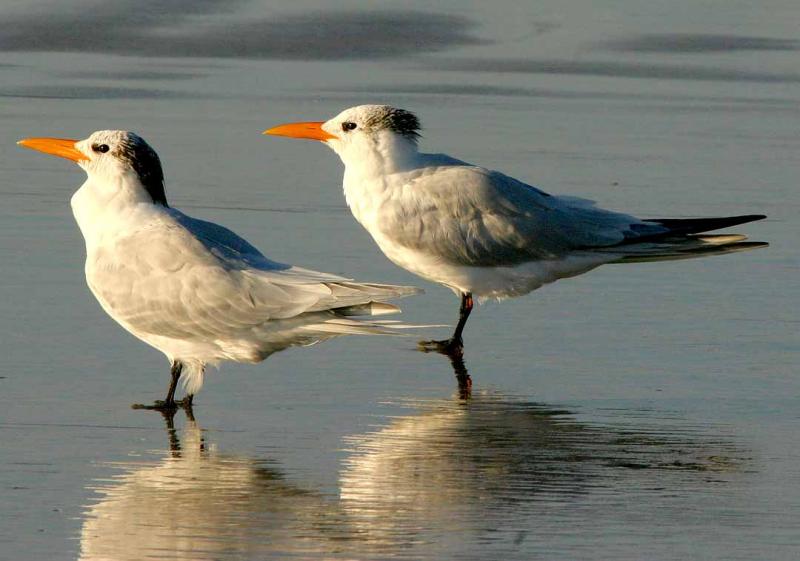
[80,408,346,561]
[449,351,472,399]
[80,393,746,560]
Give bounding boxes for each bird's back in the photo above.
[357,158,660,267]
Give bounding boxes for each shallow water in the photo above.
[0,1,798,560]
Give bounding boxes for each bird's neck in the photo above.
[339,133,420,177]
[340,135,421,218]
[70,173,164,248]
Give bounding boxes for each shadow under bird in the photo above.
[18,131,420,410]
[265,104,767,355]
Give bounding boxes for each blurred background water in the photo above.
[0,0,797,559]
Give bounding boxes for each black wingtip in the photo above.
[732,214,767,222]
[644,214,767,236]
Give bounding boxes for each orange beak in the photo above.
[263,122,338,142]
[17,137,86,163]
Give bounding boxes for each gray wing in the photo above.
[87,212,417,341]
[380,164,666,266]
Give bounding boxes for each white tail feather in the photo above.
[179,360,206,396]
[334,301,402,316]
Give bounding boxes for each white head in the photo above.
[265,105,422,169]
[18,130,168,207]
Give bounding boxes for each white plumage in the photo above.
[265,105,766,351]
[19,130,420,403]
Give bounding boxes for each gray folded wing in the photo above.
[383,164,666,266]
[87,211,418,342]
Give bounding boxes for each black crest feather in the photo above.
[368,107,421,142]
[114,133,168,206]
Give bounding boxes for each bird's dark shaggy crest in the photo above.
[114,133,168,206]
[367,107,421,142]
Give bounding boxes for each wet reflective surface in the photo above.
[0,0,798,559]
[79,388,753,561]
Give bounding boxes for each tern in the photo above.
[19,130,420,409]
[265,104,767,354]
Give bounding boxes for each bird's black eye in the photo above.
[93,144,110,153]
[341,122,357,132]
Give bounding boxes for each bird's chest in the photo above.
[83,243,133,307]
[343,178,440,276]
[82,225,168,315]
[345,177,401,235]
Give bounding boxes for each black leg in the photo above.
[164,361,183,406]
[418,292,473,356]
[132,361,184,412]
[452,292,474,343]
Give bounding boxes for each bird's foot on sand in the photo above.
[132,396,194,412]
[418,337,464,357]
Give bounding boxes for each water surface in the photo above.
[0,1,797,559]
